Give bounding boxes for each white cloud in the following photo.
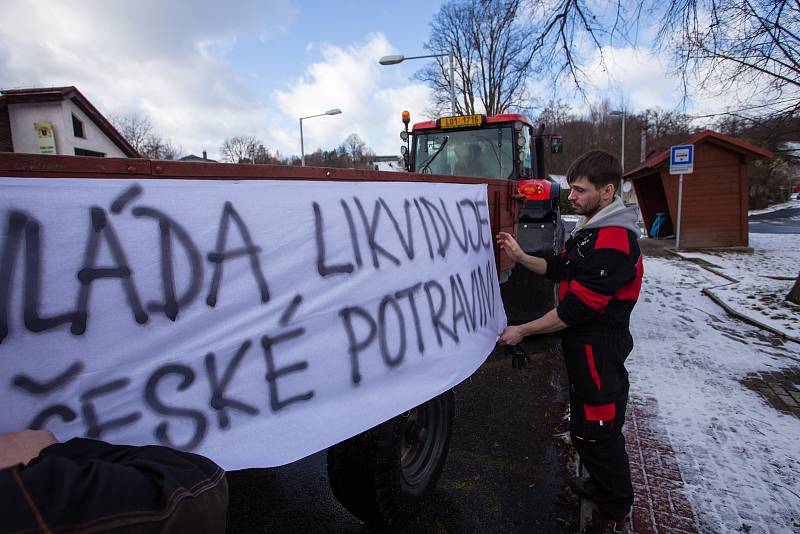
[540,42,789,124]
[273,33,431,157]
[0,4,431,160]
[580,46,683,111]
[0,0,296,159]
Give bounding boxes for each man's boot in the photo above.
[582,510,629,533]
[568,477,600,501]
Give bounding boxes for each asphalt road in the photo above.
[226,338,576,533]
[749,206,800,234]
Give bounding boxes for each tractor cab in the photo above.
[401,112,565,323]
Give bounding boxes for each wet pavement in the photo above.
[226,337,576,533]
[749,206,800,234]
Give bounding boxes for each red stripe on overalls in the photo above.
[584,402,615,421]
[585,344,601,391]
[556,246,568,301]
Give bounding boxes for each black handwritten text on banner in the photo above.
[0,178,506,469]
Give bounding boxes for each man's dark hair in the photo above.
[566,150,622,194]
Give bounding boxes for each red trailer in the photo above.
[0,151,530,526]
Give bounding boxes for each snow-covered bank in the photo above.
[675,233,800,340]
[630,255,800,533]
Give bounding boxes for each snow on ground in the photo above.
[674,233,800,340]
[630,253,800,533]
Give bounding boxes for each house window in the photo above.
[72,114,85,138]
[74,147,105,157]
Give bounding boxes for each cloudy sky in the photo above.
[0,0,743,160]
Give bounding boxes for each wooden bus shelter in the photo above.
[624,130,773,249]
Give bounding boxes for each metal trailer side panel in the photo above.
[0,153,518,275]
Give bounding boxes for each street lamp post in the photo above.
[379,52,456,115]
[299,108,342,166]
[610,110,626,172]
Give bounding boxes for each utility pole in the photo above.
[299,108,342,166]
[610,110,625,171]
[640,111,648,163]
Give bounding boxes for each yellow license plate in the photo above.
[439,114,484,128]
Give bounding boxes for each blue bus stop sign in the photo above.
[670,144,694,174]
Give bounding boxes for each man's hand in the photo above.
[0,429,57,469]
[498,324,527,346]
[496,232,549,276]
[496,232,525,262]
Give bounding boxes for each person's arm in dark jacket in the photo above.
[496,231,563,281]
[1,432,228,534]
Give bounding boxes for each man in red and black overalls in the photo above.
[497,150,643,534]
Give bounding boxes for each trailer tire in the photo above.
[326,389,455,526]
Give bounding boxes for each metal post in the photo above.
[449,51,456,115]
[300,118,305,167]
[640,111,648,163]
[640,126,646,163]
[620,111,626,172]
[676,174,684,249]
[378,52,455,114]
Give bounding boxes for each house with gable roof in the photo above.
[0,86,139,158]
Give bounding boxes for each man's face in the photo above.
[567,175,613,217]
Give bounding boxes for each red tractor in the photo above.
[401,112,564,323]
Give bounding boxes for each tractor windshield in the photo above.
[413,126,515,179]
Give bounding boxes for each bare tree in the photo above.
[536,99,573,129]
[714,111,800,208]
[110,112,153,154]
[524,0,638,95]
[296,134,375,169]
[220,136,283,164]
[140,136,182,161]
[417,0,538,116]
[657,0,800,115]
[416,1,478,115]
[534,99,695,174]
[110,111,182,160]
[220,136,257,163]
[343,133,366,163]
[525,1,799,115]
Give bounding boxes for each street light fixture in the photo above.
[299,108,342,166]
[379,52,456,115]
[610,110,626,172]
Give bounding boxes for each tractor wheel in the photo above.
[326,390,455,526]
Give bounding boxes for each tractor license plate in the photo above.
[439,114,483,128]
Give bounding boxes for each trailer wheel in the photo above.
[326,390,455,526]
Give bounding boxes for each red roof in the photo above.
[624,130,773,180]
[0,86,140,158]
[412,113,534,131]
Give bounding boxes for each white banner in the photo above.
[0,178,506,469]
